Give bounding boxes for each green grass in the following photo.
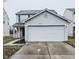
[3,36,14,44]
[3,45,23,59]
[66,36,75,47]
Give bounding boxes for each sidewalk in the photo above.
[4,39,24,46]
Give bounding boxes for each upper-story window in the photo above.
[17,14,36,23]
[19,15,28,23]
[28,15,30,18]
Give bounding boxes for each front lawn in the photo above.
[3,45,23,59]
[66,37,75,47]
[3,36,14,44]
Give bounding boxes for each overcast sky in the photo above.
[4,0,75,26]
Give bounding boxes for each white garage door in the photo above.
[27,26,65,41]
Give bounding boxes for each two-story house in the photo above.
[13,9,57,39]
[3,8,10,36]
[63,8,75,37]
[13,8,70,42]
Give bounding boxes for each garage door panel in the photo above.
[27,26,65,41]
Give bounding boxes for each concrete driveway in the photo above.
[10,42,75,59]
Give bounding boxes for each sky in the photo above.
[4,0,75,26]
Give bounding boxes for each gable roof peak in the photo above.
[24,8,71,23]
[44,8,48,10]
[16,9,57,15]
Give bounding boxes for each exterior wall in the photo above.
[64,10,75,36]
[3,9,9,36]
[16,15,19,23]
[64,10,75,23]
[68,22,73,36]
[30,15,35,17]
[25,12,68,42]
[72,14,75,23]
[13,27,21,38]
[16,15,28,23]
[13,28,17,38]
[25,12,67,25]
[16,14,35,23]
[20,15,28,23]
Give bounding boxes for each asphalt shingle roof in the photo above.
[16,9,57,15]
[66,8,75,12]
[13,23,24,27]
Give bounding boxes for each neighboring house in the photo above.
[3,8,10,36]
[13,8,70,42]
[63,8,75,37]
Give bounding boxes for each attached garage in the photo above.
[27,25,65,41]
[25,9,70,42]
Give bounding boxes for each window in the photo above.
[28,15,30,18]
[3,21,5,24]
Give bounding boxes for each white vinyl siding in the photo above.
[20,15,28,23]
[64,10,75,36]
[25,12,68,42]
